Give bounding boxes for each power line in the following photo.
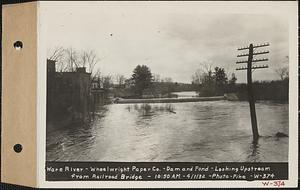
[236,43,270,143]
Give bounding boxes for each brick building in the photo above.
[47,59,91,129]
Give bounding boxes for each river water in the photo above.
[47,93,288,162]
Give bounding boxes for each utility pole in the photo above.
[236,43,270,143]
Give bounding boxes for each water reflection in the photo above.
[127,103,176,114]
[46,106,109,161]
[247,140,261,162]
[46,101,288,162]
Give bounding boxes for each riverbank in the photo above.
[115,96,225,104]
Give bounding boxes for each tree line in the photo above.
[48,47,193,98]
[191,61,289,101]
[191,64,237,97]
[49,47,288,101]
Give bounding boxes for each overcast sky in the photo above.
[42,2,290,83]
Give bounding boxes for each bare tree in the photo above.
[191,62,214,85]
[48,47,101,74]
[100,75,113,89]
[164,77,173,83]
[65,48,79,72]
[85,50,99,74]
[80,51,88,68]
[224,65,235,81]
[78,50,100,75]
[153,74,161,82]
[115,74,126,86]
[199,62,214,74]
[90,68,102,89]
[275,66,289,80]
[275,56,289,80]
[48,47,68,72]
[191,69,203,84]
[48,46,65,61]
[92,68,101,80]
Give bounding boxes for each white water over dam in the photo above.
[172,91,199,98]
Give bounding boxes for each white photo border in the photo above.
[37,1,298,188]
